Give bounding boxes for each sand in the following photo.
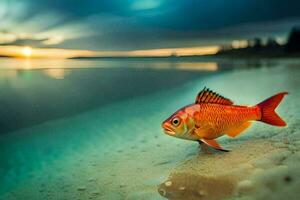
[0,64,299,200]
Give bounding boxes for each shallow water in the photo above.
[0,58,299,200]
[0,67,215,134]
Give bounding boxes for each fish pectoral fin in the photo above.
[200,139,229,152]
[194,124,215,138]
[225,121,252,138]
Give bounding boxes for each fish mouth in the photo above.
[162,123,176,135]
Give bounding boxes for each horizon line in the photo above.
[0,45,220,59]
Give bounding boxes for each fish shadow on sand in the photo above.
[157,139,279,200]
[158,173,236,200]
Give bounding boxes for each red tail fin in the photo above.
[256,92,288,126]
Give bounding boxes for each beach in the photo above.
[0,61,299,200]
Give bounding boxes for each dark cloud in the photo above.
[24,0,300,30]
[56,18,300,51]
[2,0,300,50]
[0,37,49,47]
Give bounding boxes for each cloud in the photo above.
[0,30,68,47]
[0,38,47,46]
[52,17,300,51]
[1,0,300,50]
[0,32,17,44]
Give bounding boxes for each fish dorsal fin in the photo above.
[195,87,234,105]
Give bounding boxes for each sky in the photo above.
[1,0,300,57]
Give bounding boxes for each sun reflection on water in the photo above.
[43,69,68,79]
[0,58,219,72]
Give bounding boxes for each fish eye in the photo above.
[172,117,180,126]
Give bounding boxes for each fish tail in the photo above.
[256,92,288,126]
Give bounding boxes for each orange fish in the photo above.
[162,87,288,151]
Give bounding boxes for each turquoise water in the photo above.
[0,67,213,134]
[0,58,223,199]
[0,58,299,200]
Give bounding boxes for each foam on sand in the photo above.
[0,65,299,200]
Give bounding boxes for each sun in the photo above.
[22,46,32,57]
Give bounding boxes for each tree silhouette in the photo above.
[253,38,262,49]
[286,27,300,53]
[266,38,279,48]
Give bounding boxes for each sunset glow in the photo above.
[0,45,220,59]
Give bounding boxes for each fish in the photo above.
[161,87,288,151]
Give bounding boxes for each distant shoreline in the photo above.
[68,53,300,60]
